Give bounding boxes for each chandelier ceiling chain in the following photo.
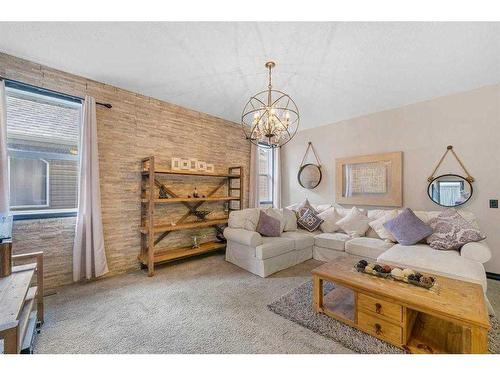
[241,61,300,148]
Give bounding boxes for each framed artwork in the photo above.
[171,157,181,171]
[206,164,215,173]
[188,158,198,171]
[335,151,403,207]
[180,159,190,170]
[197,161,207,171]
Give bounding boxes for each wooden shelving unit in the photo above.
[140,156,243,276]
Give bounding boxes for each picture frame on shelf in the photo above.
[189,158,198,171]
[197,160,207,171]
[206,164,215,173]
[180,159,191,170]
[171,157,182,171]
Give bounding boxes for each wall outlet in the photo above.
[490,199,498,209]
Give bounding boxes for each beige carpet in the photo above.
[34,252,500,354]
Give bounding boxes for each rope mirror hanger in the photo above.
[298,142,322,189]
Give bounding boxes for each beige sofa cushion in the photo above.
[228,208,260,231]
[377,244,487,292]
[345,237,394,259]
[317,207,342,233]
[281,231,315,249]
[255,237,295,260]
[314,232,350,251]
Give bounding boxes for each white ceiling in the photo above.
[0,22,499,131]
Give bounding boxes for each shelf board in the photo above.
[141,196,239,203]
[142,169,241,178]
[138,241,226,264]
[140,218,228,234]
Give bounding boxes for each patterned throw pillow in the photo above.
[383,208,433,246]
[255,210,281,237]
[297,208,324,232]
[426,209,486,250]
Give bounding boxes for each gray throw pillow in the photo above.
[426,209,486,250]
[255,210,281,237]
[383,208,433,246]
[297,208,324,232]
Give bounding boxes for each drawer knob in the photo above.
[375,303,382,313]
[374,323,382,335]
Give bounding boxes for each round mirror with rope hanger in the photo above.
[297,142,322,189]
[427,145,474,207]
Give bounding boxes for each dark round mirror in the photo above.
[427,174,473,207]
[298,163,322,189]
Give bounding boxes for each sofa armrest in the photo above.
[461,241,491,264]
[223,227,263,247]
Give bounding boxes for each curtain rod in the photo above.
[0,76,112,109]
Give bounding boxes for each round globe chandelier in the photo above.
[241,61,299,148]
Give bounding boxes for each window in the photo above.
[5,82,82,218]
[258,145,274,207]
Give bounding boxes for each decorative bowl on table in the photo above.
[355,259,436,289]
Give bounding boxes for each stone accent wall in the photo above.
[1,52,251,291]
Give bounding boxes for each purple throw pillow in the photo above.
[255,210,281,237]
[383,208,433,246]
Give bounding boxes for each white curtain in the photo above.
[0,81,9,213]
[273,147,282,208]
[248,143,260,208]
[73,96,108,281]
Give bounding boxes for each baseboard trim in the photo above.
[486,272,500,281]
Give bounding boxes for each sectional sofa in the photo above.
[223,205,494,314]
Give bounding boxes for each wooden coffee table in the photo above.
[312,257,490,354]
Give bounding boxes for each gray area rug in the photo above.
[268,280,500,354]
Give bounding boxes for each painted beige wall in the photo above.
[282,84,500,273]
[0,53,251,290]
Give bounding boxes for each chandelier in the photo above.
[241,61,299,148]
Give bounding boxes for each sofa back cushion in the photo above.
[255,210,281,237]
[228,208,260,232]
[281,208,298,232]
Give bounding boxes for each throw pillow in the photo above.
[335,207,371,237]
[317,207,341,233]
[297,208,324,232]
[264,208,285,233]
[281,208,298,232]
[255,210,281,237]
[368,209,398,242]
[426,209,486,250]
[295,198,317,215]
[383,208,433,246]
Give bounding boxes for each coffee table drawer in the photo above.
[358,293,402,322]
[358,310,403,345]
